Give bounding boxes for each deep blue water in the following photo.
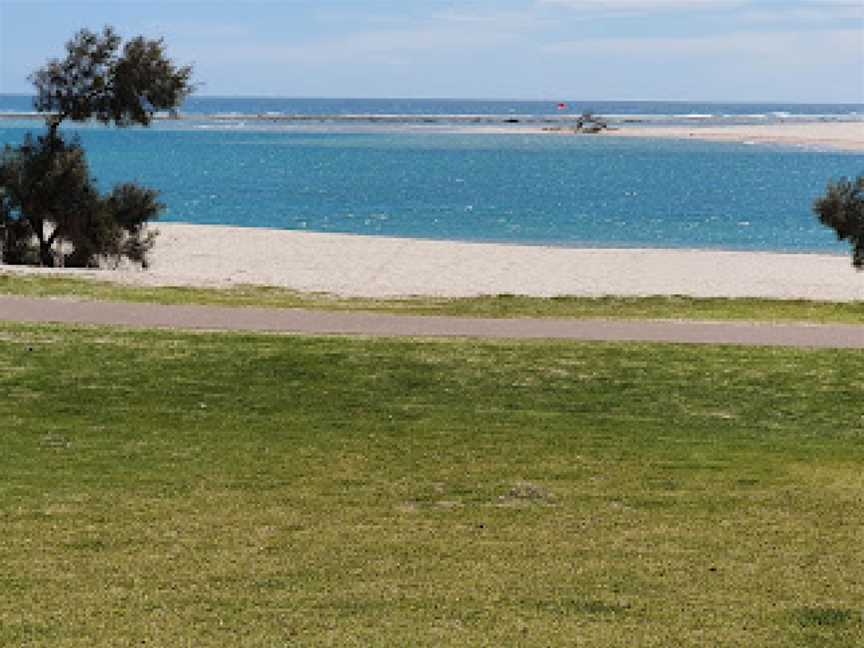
[1,117,862,253]
[2,94,862,124]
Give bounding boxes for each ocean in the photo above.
[1,95,863,254]
[3,94,862,124]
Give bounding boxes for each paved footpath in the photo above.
[1,295,863,349]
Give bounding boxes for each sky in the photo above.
[1,0,862,103]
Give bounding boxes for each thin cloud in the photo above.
[542,27,864,102]
[432,7,559,24]
[739,4,864,24]
[539,0,861,15]
[539,0,745,11]
[544,27,863,59]
[205,24,521,66]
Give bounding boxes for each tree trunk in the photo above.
[47,117,62,152]
[28,215,55,267]
[38,239,55,267]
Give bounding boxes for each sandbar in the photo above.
[443,121,864,152]
[573,122,864,152]
[3,110,861,150]
[3,222,862,302]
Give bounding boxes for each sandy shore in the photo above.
[464,121,864,152]
[4,222,863,302]
[5,111,861,150]
[581,122,864,152]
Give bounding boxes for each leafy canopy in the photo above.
[0,25,191,268]
[0,133,163,267]
[813,176,864,269]
[30,25,193,130]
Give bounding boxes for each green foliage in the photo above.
[30,26,193,129]
[102,183,163,267]
[0,133,163,267]
[813,175,864,269]
[0,25,190,268]
[0,168,37,265]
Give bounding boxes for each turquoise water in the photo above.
[1,120,862,253]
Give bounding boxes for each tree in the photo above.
[813,175,864,269]
[0,26,192,267]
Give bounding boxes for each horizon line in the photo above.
[1,92,863,106]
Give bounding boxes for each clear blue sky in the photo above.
[1,0,862,102]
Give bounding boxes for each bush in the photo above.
[0,133,162,268]
[0,26,191,268]
[813,176,864,269]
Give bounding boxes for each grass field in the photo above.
[1,322,862,646]
[3,271,864,323]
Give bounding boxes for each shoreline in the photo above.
[2,113,862,151]
[598,122,864,152]
[3,223,862,302]
[482,122,864,152]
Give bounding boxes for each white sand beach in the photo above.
[5,222,863,302]
[591,122,864,152]
[461,121,864,151]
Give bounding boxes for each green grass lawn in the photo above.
[3,271,864,323]
[1,323,862,646]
